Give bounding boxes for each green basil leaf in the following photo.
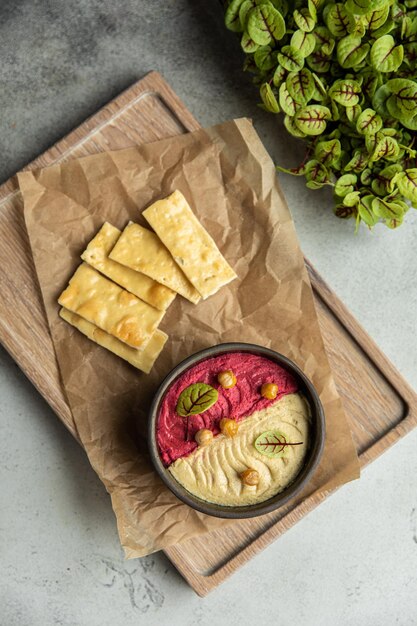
[294,104,331,134]
[247,4,286,45]
[337,35,370,68]
[329,78,362,105]
[278,45,305,71]
[260,82,281,112]
[370,35,404,72]
[254,430,303,458]
[176,383,218,417]
[335,173,358,196]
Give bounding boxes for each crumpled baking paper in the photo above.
[18,118,360,558]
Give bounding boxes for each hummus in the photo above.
[156,351,311,507]
[169,393,310,506]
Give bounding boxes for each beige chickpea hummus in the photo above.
[168,393,310,506]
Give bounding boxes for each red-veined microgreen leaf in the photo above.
[395,169,417,203]
[290,30,316,58]
[366,4,390,30]
[337,35,370,68]
[278,45,305,71]
[357,194,379,225]
[247,4,286,45]
[294,104,331,134]
[323,3,355,37]
[314,138,342,165]
[241,31,260,52]
[260,82,280,113]
[254,430,303,458]
[176,383,218,417]
[254,45,278,71]
[370,136,400,161]
[329,78,361,106]
[279,82,298,115]
[225,0,246,32]
[356,108,383,134]
[335,173,357,196]
[286,68,315,104]
[370,35,404,72]
[294,7,316,32]
[372,197,405,218]
[284,114,307,137]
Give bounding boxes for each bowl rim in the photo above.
[148,342,325,519]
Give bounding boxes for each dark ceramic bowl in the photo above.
[148,343,325,519]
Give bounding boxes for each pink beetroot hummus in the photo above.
[157,352,298,466]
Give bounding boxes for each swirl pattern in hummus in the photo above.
[168,393,310,506]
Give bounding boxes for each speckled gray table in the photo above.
[1,2,417,624]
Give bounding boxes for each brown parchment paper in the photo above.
[18,118,360,558]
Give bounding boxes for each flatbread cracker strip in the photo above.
[142,190,237,299]
[60,308,167,374]
[58,263,164,349]
[108,223,201,304]
[81,222,176,311]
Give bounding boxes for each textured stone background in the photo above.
[1,1,416,624]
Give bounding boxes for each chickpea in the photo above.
[219,417,239,437]
[261,382,279,400]
[195,429,213,446]
[240,468,260,486]
[217,370,237,389]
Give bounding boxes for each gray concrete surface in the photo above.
[1,1,416,624]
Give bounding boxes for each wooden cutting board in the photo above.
[1,71,416,596]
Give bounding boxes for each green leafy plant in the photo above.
[224,0,417,230]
